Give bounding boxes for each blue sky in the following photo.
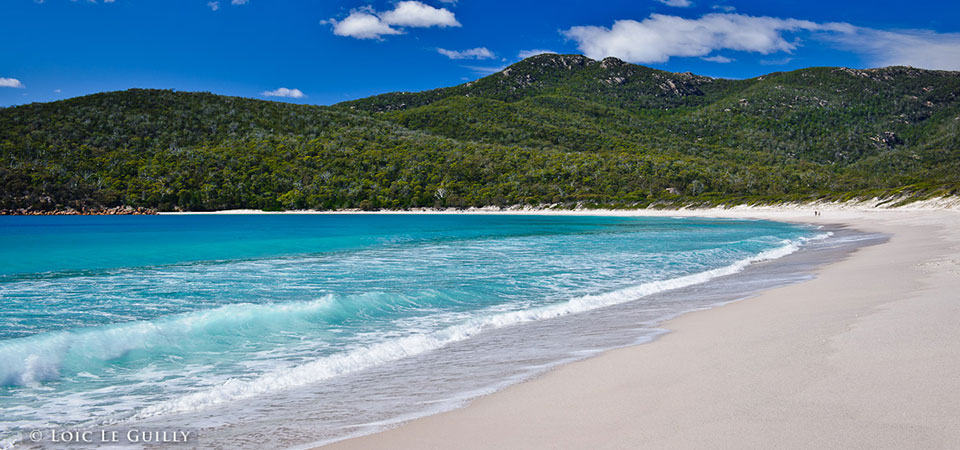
[2,0,959,107]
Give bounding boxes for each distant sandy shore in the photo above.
[160,195,960,217]
[310,206,960,450]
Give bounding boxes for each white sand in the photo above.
[317,207,960,450]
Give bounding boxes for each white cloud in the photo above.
[563,13,854,64]
[759,57,793,65]
[657,0,692,7]
[463,65,509,75]
[517,49,557,59]
[701,54,734,63]
[261,87,305,99]
[326,1,459,40]
[329,11,402,40]
[438,47,495,60]
[207,1,219,11]
[825,28,960,71]
[380,1,459,28]
[564,12,960,71]
[0,78,25,89]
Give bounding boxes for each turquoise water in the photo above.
[0,214,818,448]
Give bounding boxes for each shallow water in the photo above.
[0,214,880,449]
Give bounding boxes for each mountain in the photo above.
[340,54,726,112]
[2,54,959,212]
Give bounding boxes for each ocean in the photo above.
[0,214,880,449]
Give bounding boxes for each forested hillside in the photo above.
[2,54,959,212]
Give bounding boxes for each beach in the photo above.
[320,206,960,450]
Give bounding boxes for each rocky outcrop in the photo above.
[0,206,157,215]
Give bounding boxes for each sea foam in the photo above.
[0,296,342,387]
[133,233,825,418]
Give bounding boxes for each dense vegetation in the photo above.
[2,54,959,212]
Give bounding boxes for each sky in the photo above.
[2,0,959,107]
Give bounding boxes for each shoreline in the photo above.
[0,206,157,215]
[4,195,956,217]
[285,219,868,449]
[317,208,960,450]
[159,198,959,216]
